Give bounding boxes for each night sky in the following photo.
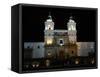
[22,5,97,42]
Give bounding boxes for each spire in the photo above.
[48,12,52,19]
[46,12,53,22]
[69,16,73,20]
[69,13,73,19]
[69,16,75,23]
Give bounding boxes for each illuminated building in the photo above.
[24,13,94,59]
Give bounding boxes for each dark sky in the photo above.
[22,5,97,42]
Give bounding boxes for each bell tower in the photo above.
[44,12,54,45]
[67,16,77,44]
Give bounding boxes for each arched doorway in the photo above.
[59,50,65,60]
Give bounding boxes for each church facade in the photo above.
[44,14,77,60]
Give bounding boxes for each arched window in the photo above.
[49,27,51,30]
[59,39,64,46]
[37,45,40,49]
[71,51,74,54]
[27,46,30,48]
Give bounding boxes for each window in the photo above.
[37,45,40,49]
[27,46,30,48]
[72,51,74,54]
[60,40,63,44]
[68,25,76,30]
[59,39,64,46]
[48,25,51,30]
[49,27,51,30]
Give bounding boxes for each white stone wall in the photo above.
[24,42,34,48]
[24,42,45,58]
[77,42,95,56]
[33,42,45,58]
